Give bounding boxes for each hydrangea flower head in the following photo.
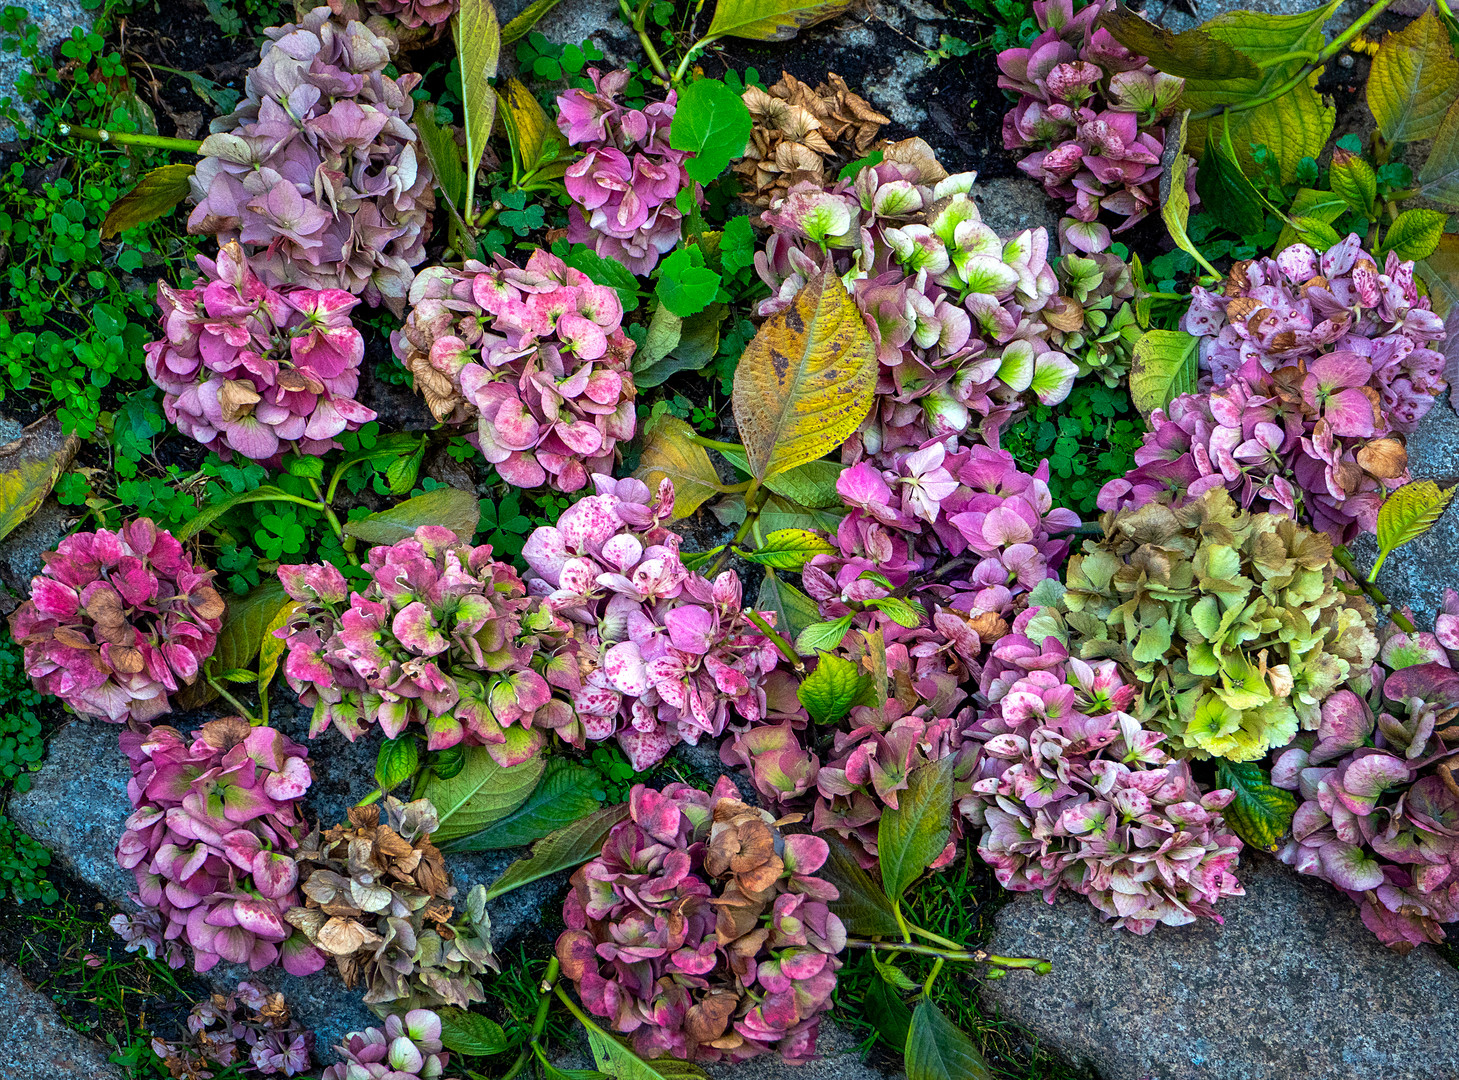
[322,1010,456,1080]
[149,981,314,1077]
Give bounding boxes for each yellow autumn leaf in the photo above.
[1367,10,1459,146]
[454,0,501,182]
[258,598,300,698]
[731,271,877,481]
[498,77,559,174]
[706,0,853,41]
[0,416,78,544]
[633,414,724,520]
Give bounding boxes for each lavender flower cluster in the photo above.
[149,981,314,1077]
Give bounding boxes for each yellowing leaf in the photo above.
[741,527,836,569]
[1215,761,1296,854]
[1368,10,1459,146]
[454,0,501,180]
[731,271,876,481]
[1418,97,1459,209]
[343,486,482,546]
[1376,480,1456,556]
[500,0,564,43]
[706,0,852,41]
[498,76,558,174]
[1329,146,1377,219]
[633,414,723,520]
[1159,112,1220,279]
[257,598,299,698]
[0,416,78,544]
[101,163,196,239]
[1098,4,1259,80]
[1418,232,1459,315]
[1128,329,1200,417]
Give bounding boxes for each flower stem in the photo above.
[208,677,258,724]
[845,939,1053,974]
[621,0,672,85]
[1334,544,1416,632]
[533,957,561,1036]
[745,609,804,672]
[687,433,747,454]
[306,476,359,565]
[58,124,204,154]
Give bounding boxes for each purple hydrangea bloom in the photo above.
[555,778,846,1064]
[321,1010,453,1080]
[149,980,315,1077]
[188,6,434,313]
[366,0,456,29]
[391,248,638,492]
[145,242,377,464]
[114,718,326,977]
[7,520,225,723]
[557,69,697,275]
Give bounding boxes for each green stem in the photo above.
[908,924,963,951]
[621,0,672,84]
[1189,0,1399,121]
[533,957,561,1035]
[672,35,716,84]
[1334,544,1416,632]
[891,900,914,946]
[58,124,204,153]
[305,476,358,565]
[498,1050,530,1080]
[686,433,746,454]
[849,940,982,961]
[921,957,946,995]
[745,609,804,671]
[208,678,258,724]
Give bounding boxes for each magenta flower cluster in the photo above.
[188,6,434,313]
[146,242,377,464]
[277,526,567,760]
[962,611,1247,933]
[1275,661,1459,952]
[7,520,224,723]
[114,719,326,977]
[555,778,845,1064]
[998,0,1193,246]
[367,0,456,30]
[1100,237,1445,542]
[392,248,637,492]
[557,68,697,275]
[523,475,786,772]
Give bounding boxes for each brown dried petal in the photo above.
[968,610,1011,644]
[1043,298,1085,333]
[217,379,261,422]
[349,804,381,831]
[189,586,225,621]
[374,826,415,859]
[108,645,145,674]
[685,990,740,1043]
[199,716,252,751]
[51,627,93,649]
[317,915,382,956]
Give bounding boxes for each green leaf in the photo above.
[443,760,603,851]
[633,304,724,387]
[656,245,722,317]
[866,596,925,629]
[1214,761,1296,853]
[586,1027,708,1080]
[632,413,723,520]
[865,977,913,1049]
[174,484,304,542]
[0,415,77,545]
[455,0,502,181]
[756,493,847,534]
[1098,4,1259,79]
[1290,215,1343,251]
[555,241,642,311]
[720,214,756,275]
[1274,187,1349,250]
[256,596,297,700]
[820,833,902,936]
[1376,480,1457,556]
[877,756,955,902]
[1329,147,1378,219]
[1196,122,1267,237]
[437,1007,512,1056]
[1382,208,1448,261]
[1419,232,1459,315]
[1128,329,1200,417]
[731,271,877,481]
[343,487,482,546]
[1158,112,1216,278]
[795,614,854,655]
[101,163,195,238]
[872,951,920,991]
[1368,10,1459,146]
[484,804,630,900]
[905,1000,993,1080]
[416,741,546,844]
[180,580,289,709]
[756,569,822,651]
[414,104,466,214]
[741,527,836,570]
[705,0,853,40]
[636,304,683,373]
[797,651,871,725]
[715,446,845,508]
[668,78,752,185]
[375,736,419,793]
[501,0,566,44]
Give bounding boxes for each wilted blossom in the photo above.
[998,0,1193,246]
[960,605,1246,933]
[1060,489,1379,762]
[556,778,846,1064]
[287,799,498,1012]
[114,718,326,977]
[111,902,186,969]
[277,526,567,761]
[149,981,314,1078]
[390,249,637,491]
[188,6,434,312]
[1183,236,1448,434]
[557,68,698,274]
[322,1010,456,1080]
[1275,660,1459,951]
[146,242,377,464]
[754,138,1093,463]
[8,520,225,723]
[365,0,456,29]
[522,475,786,771]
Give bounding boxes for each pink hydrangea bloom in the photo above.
[367,0,456,28]
[145,242,376,464]
[321,1010,452,1080]
[187,6,434,312]
[557,68,698,274]
[556,778,845,1064]
[114,718,326,977]
[148,980,314,1077]
[521,475,785,771]
[7,520,225,723]
[391,249,637,492]
[998,0,1194,243]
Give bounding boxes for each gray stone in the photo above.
[1147,0,1365,33]
[0,0,91,140]
[496,0,639,68]
[0,961,126,1080]
[980,855,1459,1080]
[974,176,1063,239]
[0,500,74,601]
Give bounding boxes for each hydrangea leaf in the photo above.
[741,528,837,570]
[375,736,420,794]
[877,755,955,902]
[795,614,854,655]
[498,76,561,174]
[715,446,845,508]
[1273,188,1349,251]
[704,0,854,42]
[417,741,545,843]
[0,416,77,544]
[731,271,877,481]
[101,163,195,238]
[343,487,482,546]
[1097,4,1259,79]
[633,414,723,520]
[445,759,603,851]
[821,832,902,936]
[1329,147,1378,219]
[256,596,299,699]
[1416,97,1459,209]
[413,105,466,215]
[1374,480,1457,572]
[865,977,913,1049]
[437,1007,512,1056]
[500,0,565,43]
[756,569,823,652]
[453,0,501,181]
[668,77,752,184]
[1196,123,1266,236]
[586,1026,708,1080]
[1215,761,1297,853]
[905,999,994,1080]
[179,579,290,709]
[1158,112,1219,278]
[484,804,630,900]
[1128,329,1200,417]
[1367,10,1459,146]
[797,651,872,726]
[1419,233,1459,317]
[1382,208,1448,262]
